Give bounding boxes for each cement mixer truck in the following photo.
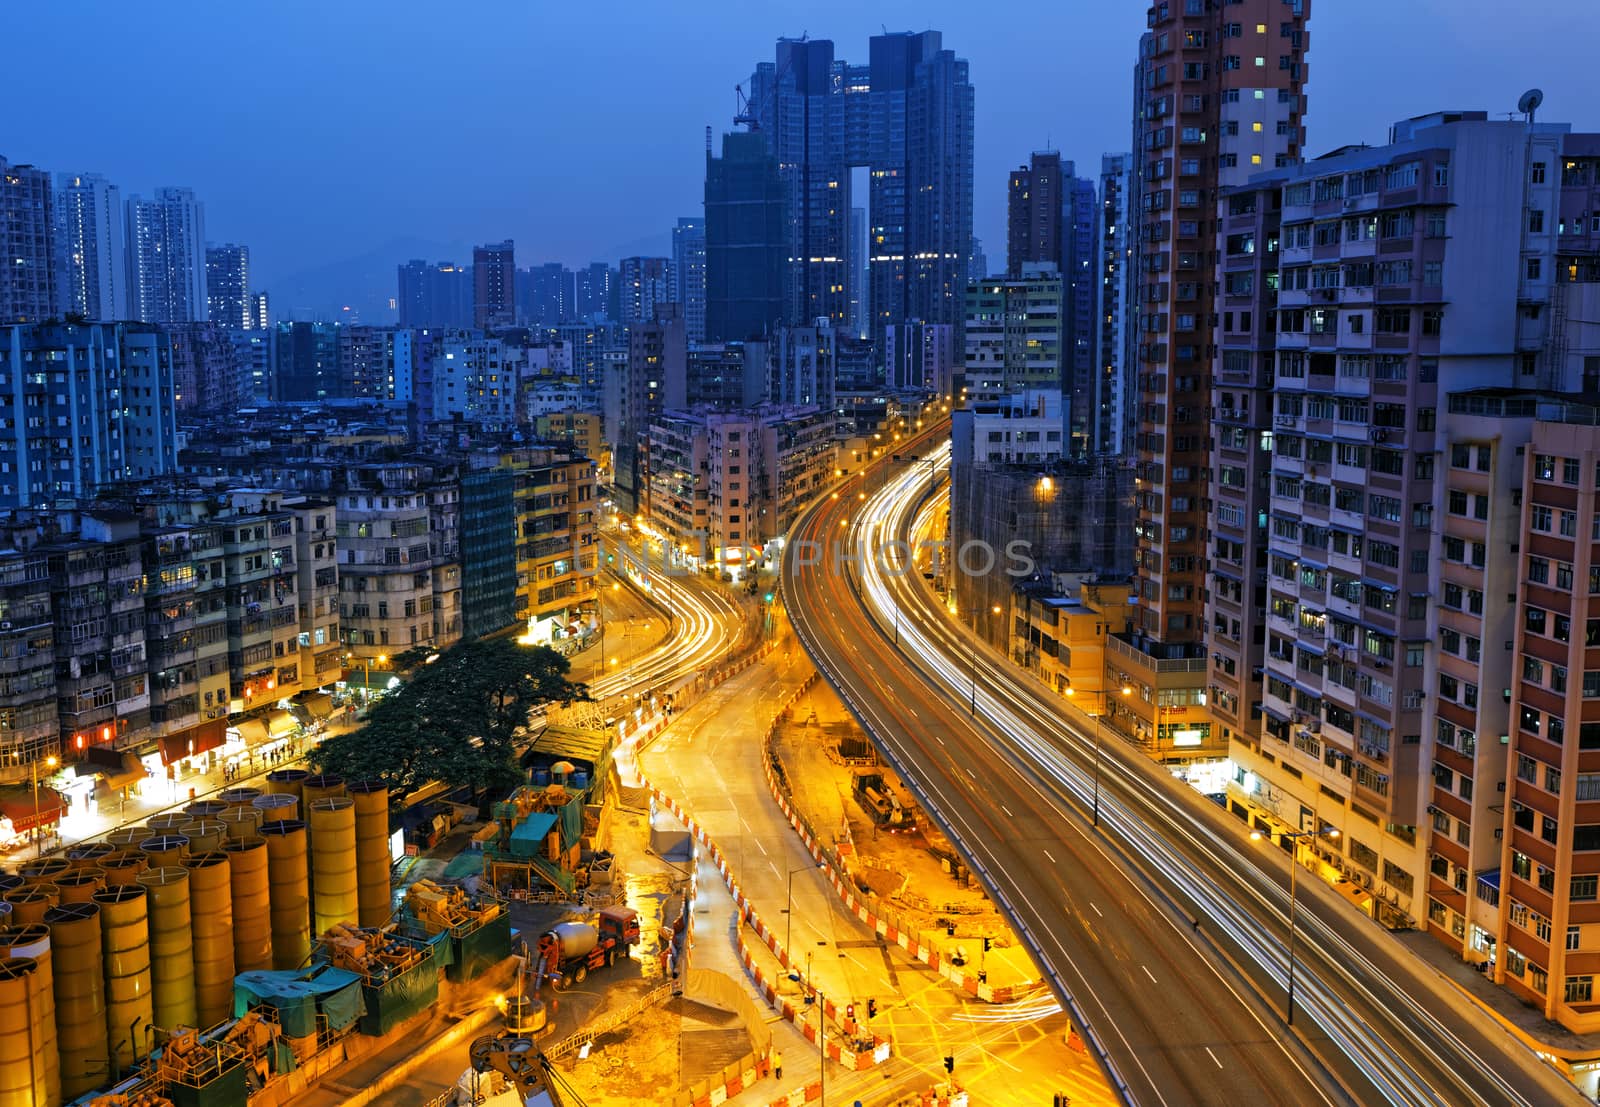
[533,905,640,990]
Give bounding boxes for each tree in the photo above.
[312,638,588,800]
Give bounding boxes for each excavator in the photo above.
[458,1031,570,1106]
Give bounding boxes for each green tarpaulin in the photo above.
[359,951,439,1037]
[509,811,557,857]
[233,967,365,1038]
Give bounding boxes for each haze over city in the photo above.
[8,0,1598,317]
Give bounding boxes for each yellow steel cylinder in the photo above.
[350,781,392,928]
[139,834,190,868]
[136,866,197,1030]
[93,883,153,1074]
[20,859,71,886]
[67,842,115,869]
[308,798,358,934]
[3,924,59,1106]
[99,849,147,887]
[54,871,103,904]
[221,786,261,808]
[266,768,309,802]
[147,813,189,833]
[184,800,229,819]
[301,774,346,805]
[106,826,147,849]
[261,820,310,970]
[5,886,57,926]
[183,852,235,1027]
[223,837,272,972]
[0,957,46,1107]
[253,792,297,824]
[219,805,262,842]
[179,820,226,853]
[45,901,108,1100]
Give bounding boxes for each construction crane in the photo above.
[733,32,804,132]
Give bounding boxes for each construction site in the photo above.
[0,770,528,1107]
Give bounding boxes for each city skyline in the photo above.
[9,0,1598,313]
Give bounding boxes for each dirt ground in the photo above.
[773,684,1004,937]
[553,996,749,1107]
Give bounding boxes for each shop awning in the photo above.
[159,719,227,767]
[0,789,66,832]
[76,748,145,791]
[292,692,335,726]
[232,719,270,746]
[342,671,399,691]
[267,711,297,738]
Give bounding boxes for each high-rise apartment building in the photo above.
[518,262,575,327]
[1063,175,1098,456]
[1128,2,1310,741]
[705,131,786,342]
[673,217,707,343]
[885,321,956,395]
[963,268,1064,406]
[271,320,341,402]
[745,31,974,345]
[397,260,472,329]
[0,158,59,324]
[205,243,252,329]
[1008,152,1062,276]
[619,256,672,327]
[574,262,617,323]
[473,240,516,328]
[126,187,208,323]
[1096,154,1138,456]
[0,322,179,506]
[55,172,126,322]
[1220,114,1599,966]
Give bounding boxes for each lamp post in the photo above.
[1064,683,1131,829]
[785,864,812,963]
[1249,824,1336,1026]
[30,752,58,849]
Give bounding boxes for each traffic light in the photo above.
[846,1003,855,1020]
[982,937,992,952]
[763,591,774,603]
[946,923,955,937]
[943,1056,954,1073]
[867,998,877,1019]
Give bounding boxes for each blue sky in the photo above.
[9,0,1598,301]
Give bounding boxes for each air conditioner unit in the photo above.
[0,621,11,631]
[1369,429,1388,443]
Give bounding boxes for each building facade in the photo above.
[673,218,707,343]
[705,131,787,342]
[1,158,59,325]
[205,244,252,330]
[473,241,516,329]
[126,187,207,324]
[55,172,126,323]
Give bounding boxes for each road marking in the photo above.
[965,768,975,780]
[1205,1046,1224,1069]
[1000,804,1012,818]
[908,708,919,719]
[754,838,768,856]
[934,735,945,746]
[1042,849,1056,864]
[1089,902,1103,917]
[1141,965,1157,984]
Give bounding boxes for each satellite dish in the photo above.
[1518,88,1544,121]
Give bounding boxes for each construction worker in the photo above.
[773,1048,782,1080]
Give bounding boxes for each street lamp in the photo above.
[1065,683,1131,829]
[785,864,813,961]
[30,752,58,849]
[1249,824,1337,1026]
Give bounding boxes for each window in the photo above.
[1566,976,1594,1004]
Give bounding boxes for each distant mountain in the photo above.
[261,236,468,323]
[598,230,673,263]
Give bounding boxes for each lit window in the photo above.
[1254,90,1265,100]
[1255,57,1266,67]
[1252,122,1263,132]
[1251,155,1263,165]
[1256,23,1267,33]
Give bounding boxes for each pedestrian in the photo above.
[772,1049,782,1080]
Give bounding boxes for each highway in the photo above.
[783,430,1586,1107]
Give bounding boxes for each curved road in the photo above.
[784,432,1583,1107]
